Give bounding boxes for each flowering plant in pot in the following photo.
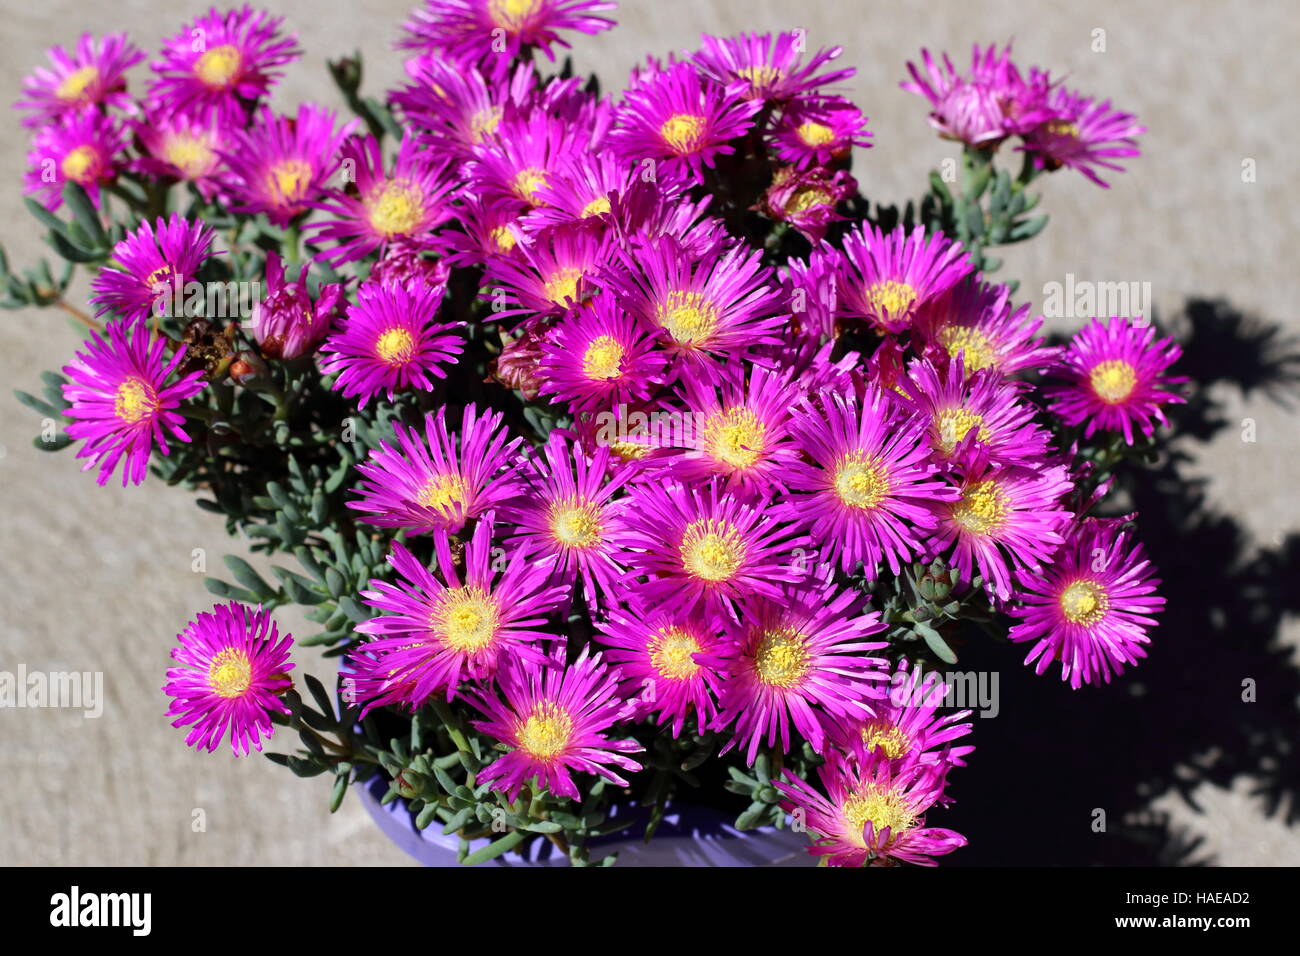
[8,1,1178,867]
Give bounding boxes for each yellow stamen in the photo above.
[430,586,499,651]
[843,782,916,844]
[1046,119,1080,139]
[754,627,811,688]
[207,647,253,699]
[582,335,624,380]
[194,44,242,89]
[113,377,155,425]
[1059,579,1109,626]
[797,121,836,147]
[784,187,832,214]
[549,497,603,548]
[736,64,783,89]
[162,133,215,178]
[863,280,917,321]
[517,702,573,759]
[701,406,767,470]
[513,167,548,204]
[544,267,583,306]
[60,145,99,184]
[580,195,611,218]
[860,719,912,759]
[470,105,503,143]
[488,0,540,31]
[938,326,997,372]
[834,452,890,509]
[951,479,1009,536]
[660,113,706,153]
[490,224,517,252]
[680,518,746,582]
[266,159,313,204]
[648,627,702,680]
[935,407,985,455]
[56,65,100,102]
[375,327,415,365]
[1088,359,1138,404]
[416,472,467,512]
[657,290,719,346]
[367,180,425,237]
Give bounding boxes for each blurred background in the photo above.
[1,0,1298,865]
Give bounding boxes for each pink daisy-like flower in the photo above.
[715,578,889,764]
[246,251,342,360]
[902,358,1053,468]
[466,649,643,802]
[829,661,974,770]
[783,246,842,342]
[147,5,300,122]
[163,602,294,756]
[767,96,872,169]
[223,104,355,227]
[24,110,125,211]
[620,477,809,616]
[349,520,568,712]
[914,276,1059,378]
[691,30,855,103]
[1021,86,1144,187]
[347,404,523,534]
[901,42,1055,148]
[756,165,856,245]
[482,219,609,320]
[611,61,761,185]
[526,150,688,232]
[319,279,463,407]
[784,386,958,576]
[309,135,460,266]
[536,294,667,413]
[1044,317,1186,445]
[131,108,232,201]
[930,457,1074,601]
[394,55,526,159]
[15,32,144,128]
[60,319,207,487]
[468,111,589,210]
[439,194,531,268]
[775,747,967,866]
[89,214,217,322]
[606,177,729,260]
[596,602,732,736]
[398,0,616,65]
[836,223,974,334]
[1009,517,1164,688]
[500,433,634,607]
[608,237,787,362]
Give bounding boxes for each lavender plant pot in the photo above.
[357,773,811,867]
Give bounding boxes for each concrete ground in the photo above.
[1,0,1297,866]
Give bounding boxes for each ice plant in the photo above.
[16,32,145,128]
[24,110,126,211]
[246,252,342,359]
[163,602,294,756]
[836,223,974,334]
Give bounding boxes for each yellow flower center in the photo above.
[582,335,624,380]
[163,133,216,178]
[1089,359,1138,404]
[1046,119,1081,139]
[549,497,603,548]
[194,44,242,89]
[660,113,707,153]
[754,627,811,688]
[375,327,415,365]
[517,702,574,759]
[207,648,253,699]
[431,586,499,651]
[580,195,611,218]
[416,472,468,512]
[784,187,832,215]
[56,65,100,102]
[680,518,746,582]
[113,377,155,424]
[834,452,890,509]
[367,180,426,237]
[951,479,1009,536]
[843,782,916,844]
[701,406,767,470]
[143,265,174,291]
[490,224,517,252]
[488,0,540,31]
[513,167,548,203]
[797,121,836,146]
[657,290,719,346]
[648,627,702,681]
[1059,578,1110,626]
[470,106,503,142]
[736,64,783,89]
[544,267,583,306]
[863,280,917,321]
[266,159,313,204]
[938,326,997,372]
[60,145,99,184]
[860,719,912,759]
[935,407,985,455]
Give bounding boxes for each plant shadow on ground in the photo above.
[942,298,1300,865]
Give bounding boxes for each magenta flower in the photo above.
[347,404,523,534]
[691,30,854,103]
[467,111,588,209]
[223,104,355,227]
[319,279,463,407]
[756,165,856,245]
[716,578,889,764]
[15,32,144,128]
[132,108,232,201]
[620,477,809,616]
[526,151,684,232]
[246,252,341,360]
[499,433,634,608]
[61,319,207,486]
[147,5,300,122]
[785,386,958,576]
[596,602,732,737]
[915,276,1059,378]
[89,214,216,323]
[537,294,667,413]
[606,178,728,261]
[349,520,568,712]
[1021,86,1144,187]
[611,61,761,184]
[767,96,872,169]
[24,110,125,211]
[309,134,460,265]
[394,55,521,159]
[775,747,967,866]
[1044,317,1186,445]
[482,219,609,319]
[836,223,974,334]
[399,0,616,65]
[467,649,643,802]
[1009,517,1164,688]
[163,602,294,756]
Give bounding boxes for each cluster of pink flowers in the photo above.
[21,2,1176,866]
